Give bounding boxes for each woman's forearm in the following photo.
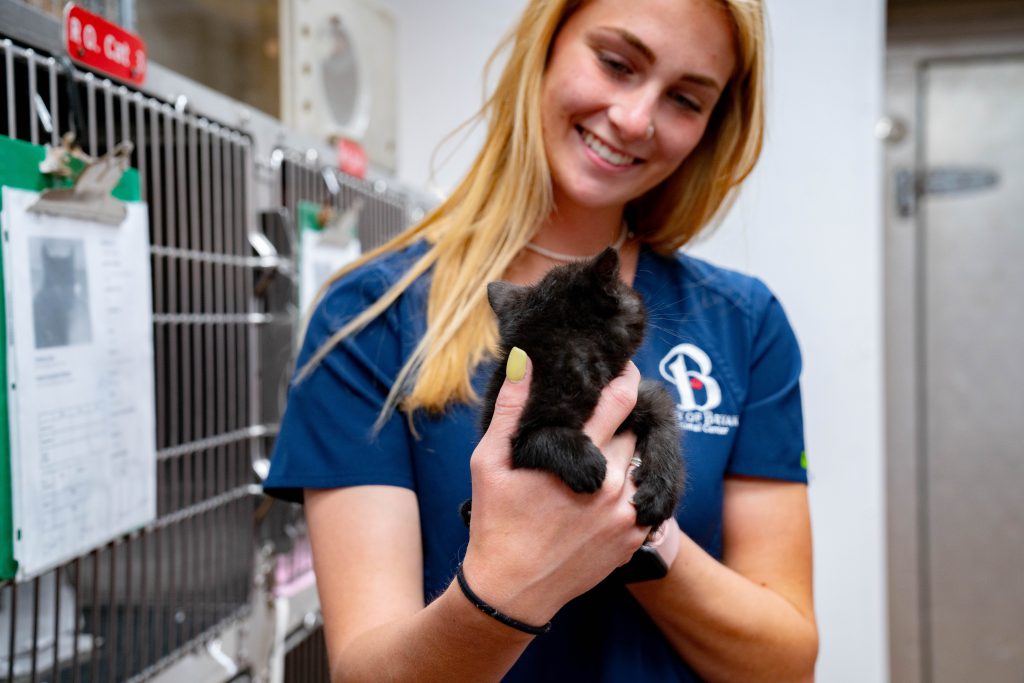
[628,532,818,683]
[331,583,535,683]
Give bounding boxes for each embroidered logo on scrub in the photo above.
[659,344,739,436]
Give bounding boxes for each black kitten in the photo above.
[468,247,684,530]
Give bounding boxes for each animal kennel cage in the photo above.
[0,0,423,680]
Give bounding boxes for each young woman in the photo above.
[264,0,818,680]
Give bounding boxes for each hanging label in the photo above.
[335,138,368,179]
[63,3,147,86]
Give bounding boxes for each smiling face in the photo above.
[541,0,737,216]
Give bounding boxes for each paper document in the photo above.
[1,187,156,579]
[298,200,362,314]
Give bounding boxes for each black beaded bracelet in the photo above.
[455,563,552,636]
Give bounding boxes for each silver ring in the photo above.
[629,455,642,469]
[645,123,655,139]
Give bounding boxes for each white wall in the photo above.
[379,1,889,680]
[375,0,527,195]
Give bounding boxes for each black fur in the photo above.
[465,247,683,529]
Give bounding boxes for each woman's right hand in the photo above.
[460,349,651,627]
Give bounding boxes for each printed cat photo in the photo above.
[32,238,92,350]
[466,247,684,533]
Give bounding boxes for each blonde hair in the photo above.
[296,0,765,420]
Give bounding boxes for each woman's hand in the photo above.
[461,348,651,626]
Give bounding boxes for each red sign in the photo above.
[335,138,368,179]
[63,3,147,86]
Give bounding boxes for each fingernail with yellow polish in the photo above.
[506,347,527,382]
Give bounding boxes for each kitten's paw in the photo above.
[631,437,684,526]
[513,427,606,493]
[561,441,607,493]
[631,482,678,528]
[629,384,685,527]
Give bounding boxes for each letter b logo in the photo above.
[659,344,722,411]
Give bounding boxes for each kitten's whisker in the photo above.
[643,297,690,316]
[645,314,696,327]
[645,313,688,323]
[644,323,690,341]
[643,296,693,315]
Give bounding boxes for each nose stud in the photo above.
[645,123,655,140]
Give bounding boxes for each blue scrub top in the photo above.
[264,241,807,682]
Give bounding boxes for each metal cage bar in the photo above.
[277,154,410,253]
[283,625,329,683]
[1,38,260,682]
[0,12,429,678]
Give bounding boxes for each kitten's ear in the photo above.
[591,247,620,282]
[487,281,525,318]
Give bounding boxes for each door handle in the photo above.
[895,167,1000,218]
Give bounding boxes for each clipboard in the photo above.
[0,134,143,580]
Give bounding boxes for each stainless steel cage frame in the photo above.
[0,1,426,680]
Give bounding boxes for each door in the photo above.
[887,49,1024,683]
[918,55,1024,683]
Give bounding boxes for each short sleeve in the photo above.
[726,284,807,483]
[262,266,416,503]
